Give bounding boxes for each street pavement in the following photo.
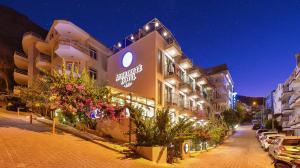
[0,110,274,168]
[180,125,274,168]
[0,111,164,168]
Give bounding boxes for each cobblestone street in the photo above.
[0,111,274,168]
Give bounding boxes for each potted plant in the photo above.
[129,107,194,163]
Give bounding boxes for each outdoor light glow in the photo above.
[169,79,176,85]
[163,31,168,37]
[117,42,122,48]
[234,124,239,129]
[199,100,205,104]
[198,80,206,85]
[155,22,159,27]
[169,49,176,56]
[130,35,134,40]
[145,25,149,31]
[181,63,190,69]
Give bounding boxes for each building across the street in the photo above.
[267,53,300,135]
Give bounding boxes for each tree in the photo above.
[129,107,194,147]
[222,109,239,128]
[206,115,228,144]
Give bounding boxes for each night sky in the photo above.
[2,0,300,97]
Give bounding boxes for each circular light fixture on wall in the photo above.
[122,52,133,68]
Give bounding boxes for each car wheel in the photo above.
[274,162,291,168]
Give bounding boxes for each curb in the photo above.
[35,117,128,154]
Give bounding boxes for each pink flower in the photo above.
[66,84,73,91]
[76,84,85,91]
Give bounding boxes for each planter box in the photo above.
[135,146,167,163]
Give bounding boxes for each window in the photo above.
[157,50,163,73]
[165,85,172,103]
[89,48,97,60]
[157,80,162,105]
[66,62,78,71]
[89,68,97,80]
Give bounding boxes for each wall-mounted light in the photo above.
[145,25,149,31]
[155,22,159,27]
[117,42,122,48]
[163,31,168,37]
[130,35,134,40]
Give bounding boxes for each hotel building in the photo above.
[107,18,215,122]
[13,18,235,140]
[14,20,111,88]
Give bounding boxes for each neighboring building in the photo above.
[273,84,283,117]
[270,53,300,135]
[107,18,214,122]
[13,20,112,89]
[286,54,300,135]
[205,64,234,113]
[265,90,274,113]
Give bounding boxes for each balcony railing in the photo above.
[14,68,28,75]
[56,37,97,57]
[289,92,300,107]
[38,54,51,62]
[15,51,28,59]
[164,93,183,107]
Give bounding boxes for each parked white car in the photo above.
[269,136,300,162]
[258,131,278,144]
[255,129,269,139]
[261,134,285,151]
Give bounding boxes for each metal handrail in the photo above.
[57,37,97,57]
[14,68,28,75]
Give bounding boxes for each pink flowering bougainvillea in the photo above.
[46,62,126,128]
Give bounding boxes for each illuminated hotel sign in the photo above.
[115,52,143,88]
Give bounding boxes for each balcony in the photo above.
[179,83,192,93]
[54,20,89,41]
[188,90,201,99]
[14,68,28,86]
[196,77,208,85]
[54,37,90,60]
[164,68,182,85]
[214,95,228,104]
[289,92,300,108]
[188,68,201,78]
[281,103,293,114]
[164,93,184,110]
[36,41,51,55]
[178,58,192,69]
[22,32,42,54]
[164,42,181,57]
[14,51,28,69]
[282,87,293,99]
[36,54,51,71]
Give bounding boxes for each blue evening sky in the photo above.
[2,0,300,96]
